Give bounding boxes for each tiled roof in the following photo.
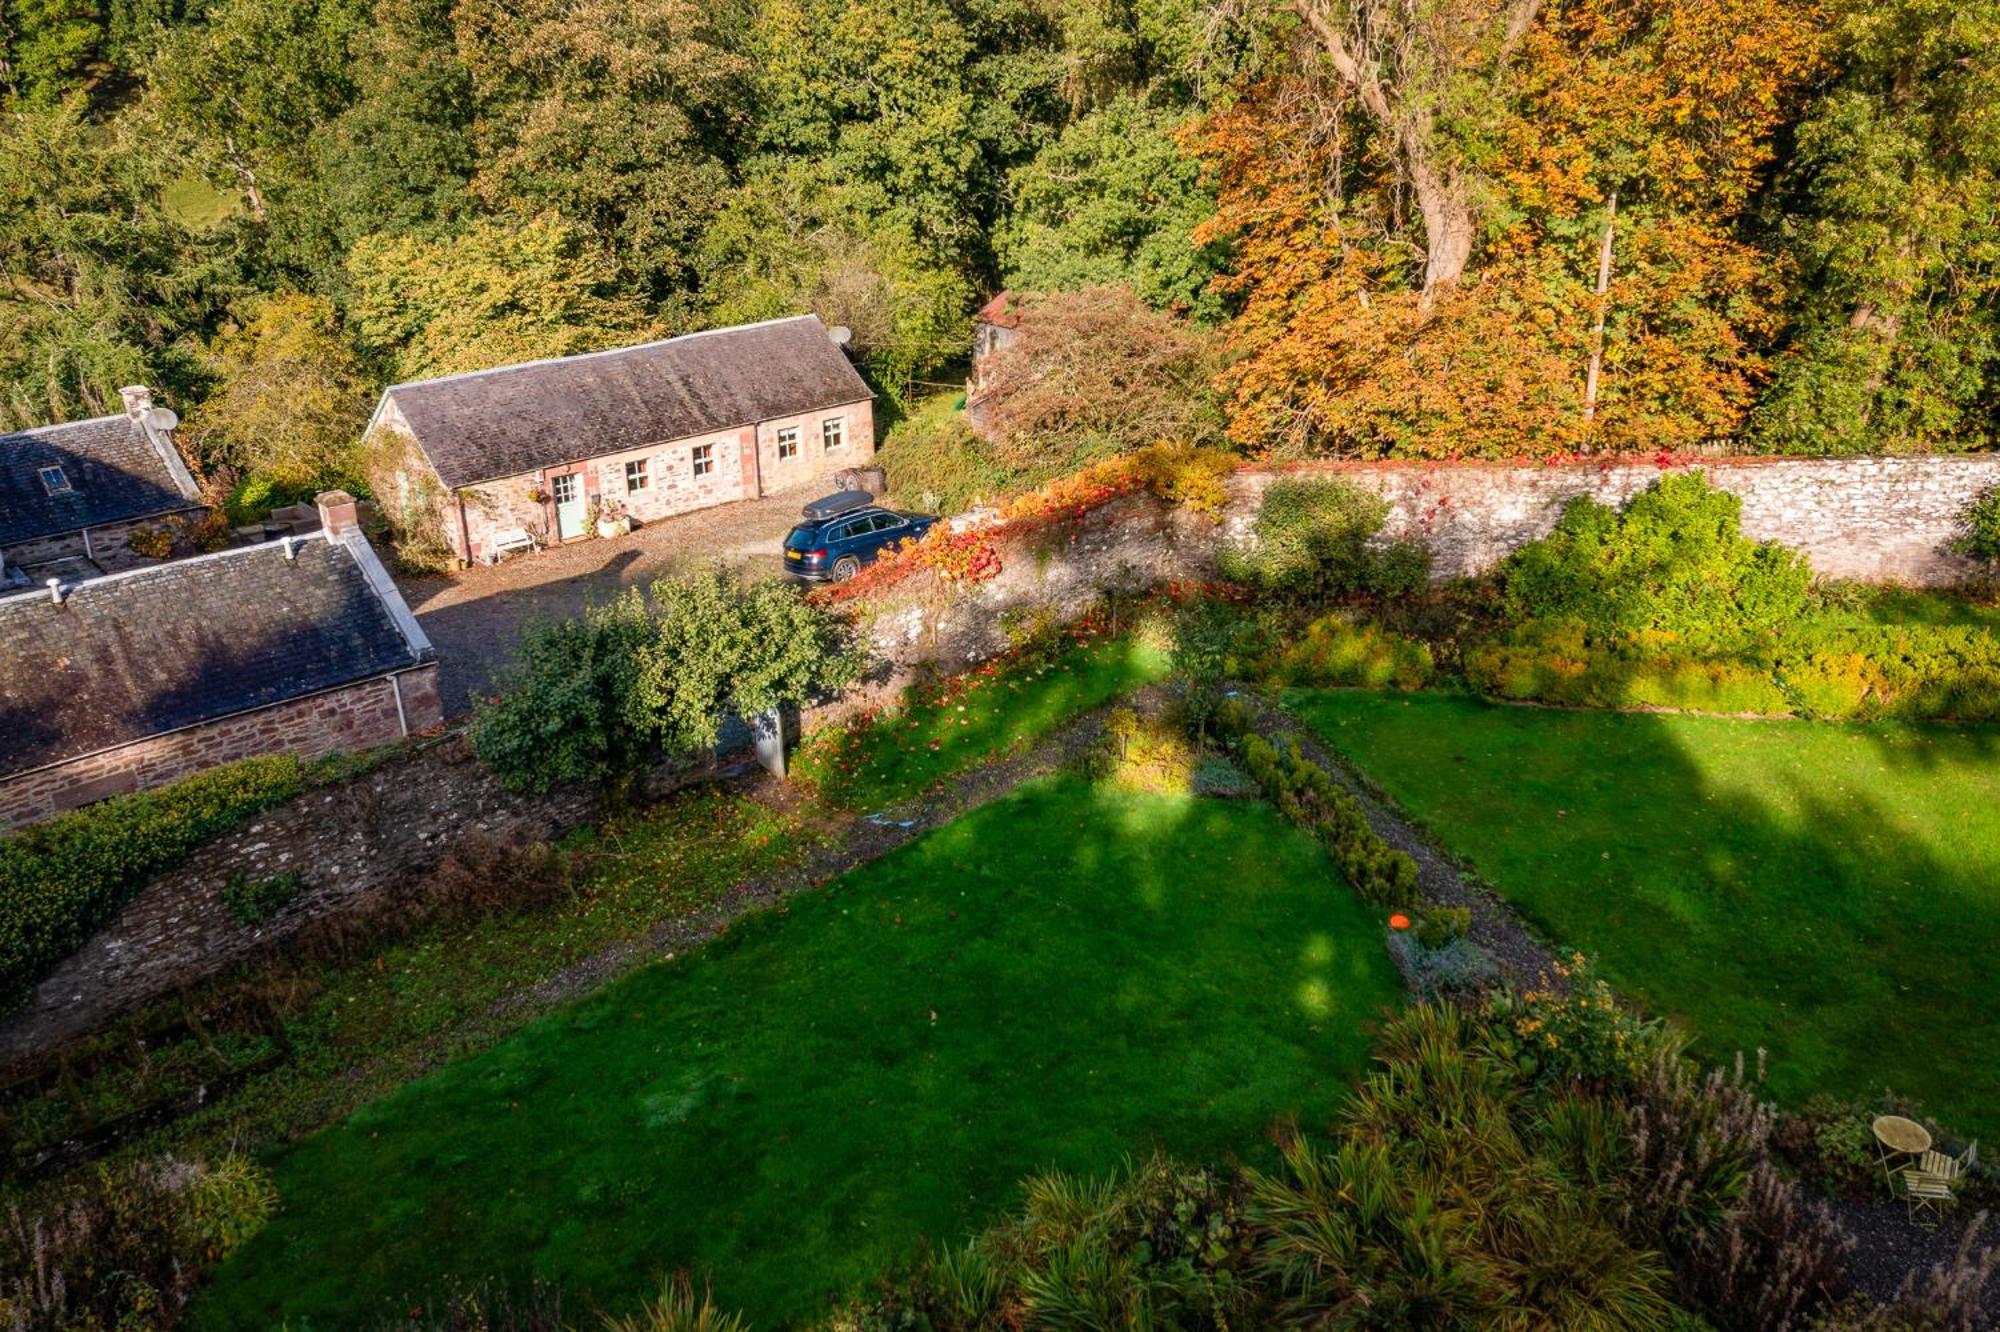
[380,315,875,489]
[973,290,1024,329]
[0,414,199,547]
[0,537,426,775]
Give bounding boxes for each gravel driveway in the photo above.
[396,490,808,716]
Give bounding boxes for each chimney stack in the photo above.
[120,385,153,421]
[315,489,361,540]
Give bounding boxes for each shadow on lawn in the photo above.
[1403,699,2000,1139]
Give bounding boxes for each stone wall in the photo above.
[1230,456,1999,585]
[1,509,205,578]
[0,666,443,832]
[0,727,719,1062]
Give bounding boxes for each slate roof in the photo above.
[379,315,876,489]
[0,414,199,547]
[0,537,427,775]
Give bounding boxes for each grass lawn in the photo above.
[1288,689,2000,1137]
[190,777,1400,1329]
[793,630,1170,809]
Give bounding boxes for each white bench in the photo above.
[488,527,540,563]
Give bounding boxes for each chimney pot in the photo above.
[315,489,360,539]
[119,385,153,421]
[46,577,65,605]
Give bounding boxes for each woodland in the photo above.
[0,0,1995,498]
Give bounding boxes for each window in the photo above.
[551,473,579,504]
[691,443,714,477]
[822,417,845,451]
[776,426,800,460]
[38,465,71,495]
[625,458,650,493]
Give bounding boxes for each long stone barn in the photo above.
[0,493,442,831]
[364,314,878,567]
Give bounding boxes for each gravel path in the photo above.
[396,489,808,716]
[1239,687,1561,987]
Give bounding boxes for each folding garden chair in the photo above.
[1914,1140,1978,1185]
[1900,1167,1954,1224]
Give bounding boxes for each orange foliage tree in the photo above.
[1194,0,1829,459]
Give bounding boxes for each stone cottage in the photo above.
[965,290,1025,440]
[0,492,441,830]
[365,315,877,566]
[0,386,203,585]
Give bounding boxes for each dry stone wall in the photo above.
[1229,456,1999,585]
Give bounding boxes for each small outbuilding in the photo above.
[0,386,203,583]
[365,315,877,566]
[0,493,440,830]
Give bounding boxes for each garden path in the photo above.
[1243,688,1559,986]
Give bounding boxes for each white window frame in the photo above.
[39,465,71,495]
[691,443,715,477]
[776,426,800,460]
[822,417,845,452]
[625,458,650,493]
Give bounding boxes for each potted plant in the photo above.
[593,498,633,539]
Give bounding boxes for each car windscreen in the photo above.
[783,525,821,551]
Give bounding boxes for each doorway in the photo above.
[552,472,586,541]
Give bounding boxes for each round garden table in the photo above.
[1873,1114,1932,1186]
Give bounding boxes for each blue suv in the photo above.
[783,490,939,582]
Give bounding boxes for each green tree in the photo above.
[1753,0,2000,454]
[631,566,860,756]
[0,96,225,426]
[182,292,373,488]
[345,213,654,381]
[1501,472,1812,646]
[455,0,746,301]
[2,0,103,100]
[146,0,369,223]
[998,96,1225,318]
[470,592,659,794]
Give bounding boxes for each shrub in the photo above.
[1415,904,1471,948]
[1235,731,1419,908]
[1961,486,2000,563]
[1388,931,1497,997]
[1219,477,1431,602]
[875,397,1011,514]
[1261,613,1435,689]
[474,569,859,794]
[0,755,308,1007]
[1501,472,1811,649]
[1130,440,1236,518]
[223,869,303,926]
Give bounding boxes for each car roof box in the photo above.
[802,490,875,521]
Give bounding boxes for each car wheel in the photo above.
[832,555,862,582]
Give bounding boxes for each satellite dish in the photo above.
[143,407,180,433]
[827,325,853,347]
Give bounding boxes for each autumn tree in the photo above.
[181,293,373,490]
[976,285,1223,470]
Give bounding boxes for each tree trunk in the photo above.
[1410,147,1475,300]
[1583,191,1617,432]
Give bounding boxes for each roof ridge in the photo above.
[0,413,136,444]
[1,532,333,607]
[382,314,826,395]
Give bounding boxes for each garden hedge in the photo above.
[0,755,308,1007]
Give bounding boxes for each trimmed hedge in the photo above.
[0,755,308,1008]
[1215,699,1419,909]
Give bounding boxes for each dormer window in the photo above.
[39,465,71,495]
